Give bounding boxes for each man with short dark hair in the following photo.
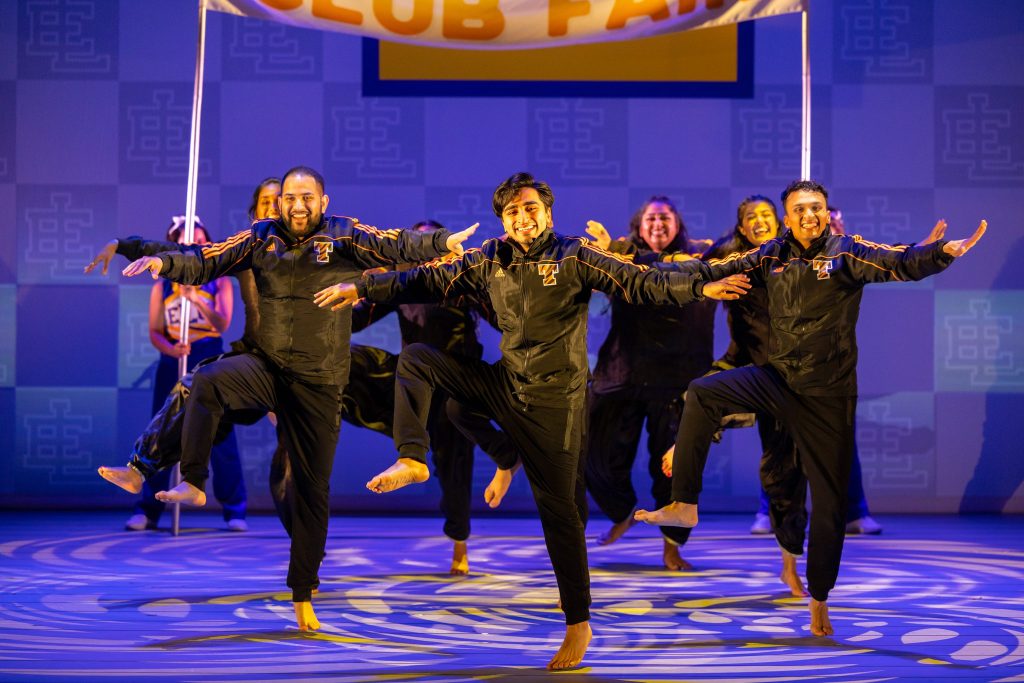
[636,179,986,637]
[114,166,477,632]
[313,172,752,670]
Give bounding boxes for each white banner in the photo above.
[206,0,805,50]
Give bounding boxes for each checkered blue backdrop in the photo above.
[2,0,1021,517]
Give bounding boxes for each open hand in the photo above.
[122,256,164,279]
[585,220,612,250]
[445,223,479,257]
[919,219,947,246]
[702,273,751,300]
[313,282,359,311]
[942,220,987,257]
[84,240,118,276]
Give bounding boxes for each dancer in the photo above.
[125,217,247,532]
[581,197,716,570]
[313,172,752,670]
[112,166,477,631]
[637,179,987,637]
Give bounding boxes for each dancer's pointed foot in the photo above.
[780,550,808,597]
[547,621,592,671]
[98,466,143,494]
[366,458,429,494]
[294,601,320,631]
[484,460,520,508]
[809,598,833,636]
[154,481,206,506]
[634,501,698,528]
[662,539,693,571]
[597,512,636,546]
[450,540,469,575]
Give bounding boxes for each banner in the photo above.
[206,0,805,50]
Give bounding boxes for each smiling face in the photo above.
[500,187,552,249]
[638,201,679,253]
[278,174,328,237]
[738,201,779,247]
[255,182,281,220]
[783,189,830,249]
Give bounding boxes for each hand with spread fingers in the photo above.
[942,220,987,258]
[920,219,947,246]
[445,223,479,257]
[122,256,165,279]
[701,273,752,301]
[314,282,360,311]
[84,240,119,276]
[585,220,612,250]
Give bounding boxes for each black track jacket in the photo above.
[690,229,954,396]
[356,229,708,407]
[133,216,452,386]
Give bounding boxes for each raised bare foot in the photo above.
[450,540,469,575]
[547,621,592,671]
[98,466,143,494]
[662,539,693,571]
[597,512,637,546]
[484,461,520,508]
[154,481,207,506]
[809,598,833,636]
[634,501,698,528]
[294,601,320,631]
[780,550,808,597]
[366,458,429,494]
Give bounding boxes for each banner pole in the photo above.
[800,8,811,180]
[173,0,210,538]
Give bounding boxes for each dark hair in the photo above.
[780,179,828,210]
[627,195,690,253]
[248,177,281,221]
[281,166,325,194]
[412,219,445,232]
[704,195,779,259]
[492,172,554,217]
[166,216,210,243]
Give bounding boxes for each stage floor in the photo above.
[1,512,1022,682]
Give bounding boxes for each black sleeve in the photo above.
[575,240,705,306]
[359,249,489,305]
[159,230,254,285]
[344,221,453,270]
[843,235,955,283]
[116,237,182,261]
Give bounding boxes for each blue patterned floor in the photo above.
[1,511,1022,682]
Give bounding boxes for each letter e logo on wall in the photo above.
[537,263,559,286]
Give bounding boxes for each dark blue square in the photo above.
[18,0,119,79]
[731,85,833,188]
[832,0,933,84]
[17,284,118,386]
[858,288,935,394]
[324,84,424,186]
[935,87,1024,188]
[0,389,15,496]
[119,82,220,185]
[220,13,322,81]
[0,285,14,387]
[0,82,13,182]
[17,184,119,284]
[527,99,629,187]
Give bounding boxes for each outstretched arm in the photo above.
[85,236,183,276]
[344,220,477,269]
[123,230,254,285]
[844,220,986,283]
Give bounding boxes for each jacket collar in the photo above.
[782,227,830,258]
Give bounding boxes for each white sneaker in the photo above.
[846,516,882,535]
[125,514,155,531]
[226,519,248,532]
[750,512,772,535]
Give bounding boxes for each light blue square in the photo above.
[935,290,1024,393]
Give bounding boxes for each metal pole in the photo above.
[173,0,210,537]
[800,8,811,180]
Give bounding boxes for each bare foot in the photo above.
[484,461,520,508]
[780,550,808,597]
[634,501,698,528]
[662,539,693,570]
[597,513,637,546]
[294,601,320,631]
[366,458,429,494]
[809,598,833,636]
[547,621,592,671]
[98,466,143,494]
[450,540,469,575]
[154,481,207,506]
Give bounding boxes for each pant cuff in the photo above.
[398,445,428,463]
[564,608,590,626]
[674,492,699,505]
